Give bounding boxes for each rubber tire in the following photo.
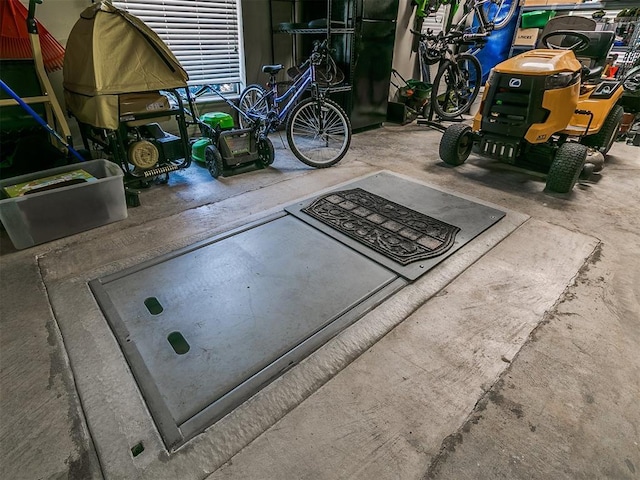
[439,124,474,166]
[545,143,588,194]
[256,136,275,168]
[478,0,518,30]
[581,105,624,155]
[205,145,224,179]
[431,54,482,121]
[286,97,352,168]
[238,84,268,129]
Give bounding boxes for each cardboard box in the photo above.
[0,159,127,249]
[514,28,541,46]
[523,0,548,6]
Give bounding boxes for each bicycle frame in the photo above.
[450,0,511,34]
[455,0,491,33]
[253,62,318,131]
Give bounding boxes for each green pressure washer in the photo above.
[190,90,275,179]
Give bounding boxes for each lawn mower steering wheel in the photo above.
[541,31,590,53]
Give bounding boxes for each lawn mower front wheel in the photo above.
[256,136,275,168]
[545,143,588,194]
[205,145,224,179]
[439,124,474,166]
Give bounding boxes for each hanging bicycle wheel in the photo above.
[238,84,269,129]
[431,54,482,121]
[478,0,518,30]
[285,97,351,168]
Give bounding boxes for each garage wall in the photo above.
[391,1,422,88]
[18,0,419,140]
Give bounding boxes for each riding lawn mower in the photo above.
[439,30,631,194]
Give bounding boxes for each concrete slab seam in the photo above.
[34,255,105,480]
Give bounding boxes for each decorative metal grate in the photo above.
[302,188,460,265]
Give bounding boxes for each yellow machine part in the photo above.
[493,49,582,75]
[560,85,625,136]
[525,83,580,143]
[473,49,620,143]
[472,81,580,143]
[128,140,159,169]
[472,85,488,132]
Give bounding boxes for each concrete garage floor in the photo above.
[1,123,639,480]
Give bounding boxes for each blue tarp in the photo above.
[473,0,520,83]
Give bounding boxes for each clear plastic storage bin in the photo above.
[0,159,127,249]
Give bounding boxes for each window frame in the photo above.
[111,0,246,98]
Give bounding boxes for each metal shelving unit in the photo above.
[510,1,640,58]
[269,0,401,131]
[269,0,355,98]
[617,18,640,77]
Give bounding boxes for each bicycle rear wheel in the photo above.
[478,0,518,30]
[286,97,351,168]
[431,54,482,121]
[238,84,269,129]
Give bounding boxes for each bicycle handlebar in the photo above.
[310,39,334,65]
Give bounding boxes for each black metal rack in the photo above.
[269,0,355,96]
[269,0,401,131]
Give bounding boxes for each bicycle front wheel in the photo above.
[431,54,482,121]
[286,97,352,168]
[238,84,269,129]
[478,0,518,30]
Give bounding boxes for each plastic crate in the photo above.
[0,159,127,249]
[521,10,556,29]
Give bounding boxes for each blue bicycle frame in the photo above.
[247,61,318,131]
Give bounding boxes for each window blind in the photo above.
[112,0,244,90]
[422,4,449,35]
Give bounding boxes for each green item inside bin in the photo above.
[521,10,555,29]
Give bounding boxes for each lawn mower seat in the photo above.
[537,15,596,49]
[573,31,615,83]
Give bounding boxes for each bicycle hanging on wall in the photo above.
[236,40,352,169]
[413,0,518,128]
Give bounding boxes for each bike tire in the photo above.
[286,97,352,168]
[238,84,269,129]
[431,54,482,121]
[478,0,518,30]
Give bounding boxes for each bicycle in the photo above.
[416,0,517,34]
[412,0,517,120]
[237,40,352,168]
[414,28,485,120]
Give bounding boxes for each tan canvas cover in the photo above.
[63,1,188,129]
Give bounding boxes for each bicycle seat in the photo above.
[262,64,284,75]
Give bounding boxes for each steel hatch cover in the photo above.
[90,214,404,449]
[89,172,505,450]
